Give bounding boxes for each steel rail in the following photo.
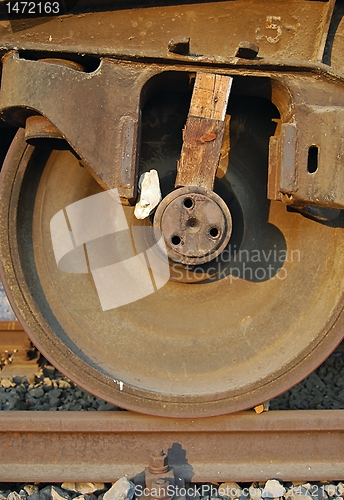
[0,410,343,483]
[0,320,30,348]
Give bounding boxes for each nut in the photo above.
[149,449,169,474]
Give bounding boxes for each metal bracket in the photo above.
[0,52,162,202]
[268,75,344,210]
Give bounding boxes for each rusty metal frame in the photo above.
[0,0,343,208]
[2,51,344,208]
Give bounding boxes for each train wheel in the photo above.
[1,92,344,417]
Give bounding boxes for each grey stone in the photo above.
[61,484,104,495]
[219,483,242,499]
[12,376,24,385]
[7,493,24,500]
[49,397,60,407]
[29,387,44,398]
[262,481,286,499]
[7,394,20,410]
[97,402,118,411]
[103,478,135,500]
[58,380,71,389]
[40,486,70,500]
[49,388,62,399]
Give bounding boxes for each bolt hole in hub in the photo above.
[1,76,344,418]
[209,227,219,238]
[183,197,194,209]
[171,235,182,246]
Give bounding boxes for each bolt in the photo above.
[149,448,169,474]
[168,37,190,55]
[153,449,164,457]
[235,41,259,59]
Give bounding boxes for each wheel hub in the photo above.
[154,186,232,266]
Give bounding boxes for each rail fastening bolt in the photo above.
[149,448,169,473]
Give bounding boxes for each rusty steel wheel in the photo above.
[1,94,344,417]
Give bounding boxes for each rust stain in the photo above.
[199,132,217,143]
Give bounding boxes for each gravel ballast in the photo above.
[0,364,121,411]
[0,479,344,500]
[0,352,344,411]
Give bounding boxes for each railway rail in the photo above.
[1,410,344,483]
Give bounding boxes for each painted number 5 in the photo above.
[256,16,282,44]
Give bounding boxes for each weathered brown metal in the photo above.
[145,455,178,500]
[0,411,344,482]
[25,115,66,148]
[0,52,163,201]
[0,1,335,63]
[3,50,344,209]
[153,186,232,265]
[316,0,337,62]
[148,449,169,474]
[168,37,190,56]
[149,479,171,500]
[235,41,260,60]
[267,75,344,209]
